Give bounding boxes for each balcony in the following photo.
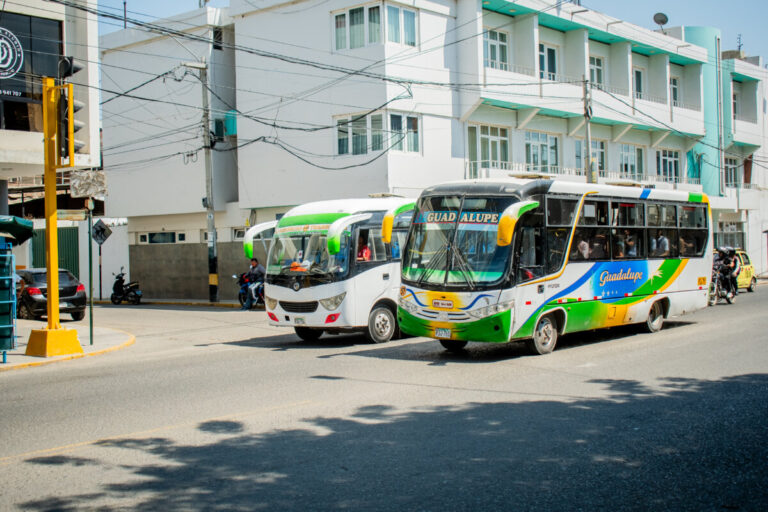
[464,160,702,188]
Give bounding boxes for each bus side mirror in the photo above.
[381,202,415,244]
[496,200,540,247]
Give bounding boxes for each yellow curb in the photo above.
[0,331,136,373]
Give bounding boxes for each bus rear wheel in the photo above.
[439,340,467,352]
[527,315,558,355]
[294,327,322,342]
[366,305,396,343]
[645,301,664,333]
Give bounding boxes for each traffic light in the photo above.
[57,57,86,163]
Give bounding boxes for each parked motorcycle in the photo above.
[111,267,142,305]
[708,261,733,306]
[233,273,264,309]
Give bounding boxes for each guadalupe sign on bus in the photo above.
[391,179,712,354]
[245,197,414,343]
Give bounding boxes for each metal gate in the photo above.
[32,227,80,279]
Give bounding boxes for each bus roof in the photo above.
[420,178,709,204]
[276,197,415,235]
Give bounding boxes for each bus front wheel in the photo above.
[645,302,664,333]
[294,327,323,342]
[527,315,558,355]
[366,305,396,343]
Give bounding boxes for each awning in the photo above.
[0,215,34,244]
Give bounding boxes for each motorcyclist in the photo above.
[726,247,741,297]
[716,247,738,299]
[242,258,266,310]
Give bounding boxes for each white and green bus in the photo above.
[246,198,414,343]
[392,179,713,354]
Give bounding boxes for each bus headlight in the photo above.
[265,296,278,310]
[398,297,418,313]
[319,292,346,311]
[468,300,514,319]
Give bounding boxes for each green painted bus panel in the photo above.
[398,308,512,343]
[276,213,349,229]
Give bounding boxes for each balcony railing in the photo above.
[634,91,667,105]
[592,83,629,97]
[726,181,759,190]
[673,100,702,112]
[465,161,701,185]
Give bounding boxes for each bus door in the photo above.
[511,209,547,327]
[352,225,392,325]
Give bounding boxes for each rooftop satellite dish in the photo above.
[653,12,669,30]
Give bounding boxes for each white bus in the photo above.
[247,198,415,343]
[392,179,712,354]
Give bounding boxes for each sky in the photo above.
[100,0,768,60]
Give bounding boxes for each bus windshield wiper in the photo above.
[449,244,477,290]
[416,242,449,288]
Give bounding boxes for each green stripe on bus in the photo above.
[688,192,704,203]
[277,213,349,229]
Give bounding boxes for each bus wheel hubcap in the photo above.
[375,313,391,336]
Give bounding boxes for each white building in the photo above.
[100,0,768,299]
[0,0,100,185]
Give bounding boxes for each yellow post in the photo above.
[25,77,82,357]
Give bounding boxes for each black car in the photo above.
[17,268,87,321]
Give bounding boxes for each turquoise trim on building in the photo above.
[682,26,723,198]
[481,1,705,66]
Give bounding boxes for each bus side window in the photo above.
[546,227,569,273]
[517,215,545,282]
[390,231,407,260]
[368,229,387,262]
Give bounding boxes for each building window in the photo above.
[525,131,559,172]
[0,13,62,132]
[212,27,223,50]
[619,144,644,179]
[389,113,419,152]
[233,228,246,241]
[725,157,739,187]
[484,29,509,71]
[539,44,557,80]
[467,125,509,173]
[575,140,606,172]
[368,6,381,44]
[387,5,417,46]
[589,56,603,87]
[656,149,680,182]
[732,92,738,121]
[670,77,680,107]
[334,5,383,50]
[146,232,177,244]
[336,112,412,155]
[633,67,644,100]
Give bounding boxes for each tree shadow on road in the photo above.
[17,374,768,511]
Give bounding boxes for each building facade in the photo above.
[100,0,768,299]
[0,0,101,195]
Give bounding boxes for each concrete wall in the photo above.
[129,240,268,301]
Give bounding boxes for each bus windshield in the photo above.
[402,195,517,288]
[267,233,350,278]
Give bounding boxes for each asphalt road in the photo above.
[1,289,766,511]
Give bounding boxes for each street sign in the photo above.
[57,209,88,221]
[92,219,112,246]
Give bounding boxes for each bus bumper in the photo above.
[397,307,512,343]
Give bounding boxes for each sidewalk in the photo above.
[0,321,135,372]
[94,298,242,308]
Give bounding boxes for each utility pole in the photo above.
[583,77,596,184]
[184,59,218,302]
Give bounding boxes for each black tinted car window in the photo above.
[30,271,76,284]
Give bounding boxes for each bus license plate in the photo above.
[294,317,305,325]
[435,328,451,339]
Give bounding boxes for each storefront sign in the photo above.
[0,27,23,80]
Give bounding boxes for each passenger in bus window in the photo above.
[357,233,371,261]
[577,239,590,259]
[625,230,637,257]
[651,230,670,257]
[590,232,607,259]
